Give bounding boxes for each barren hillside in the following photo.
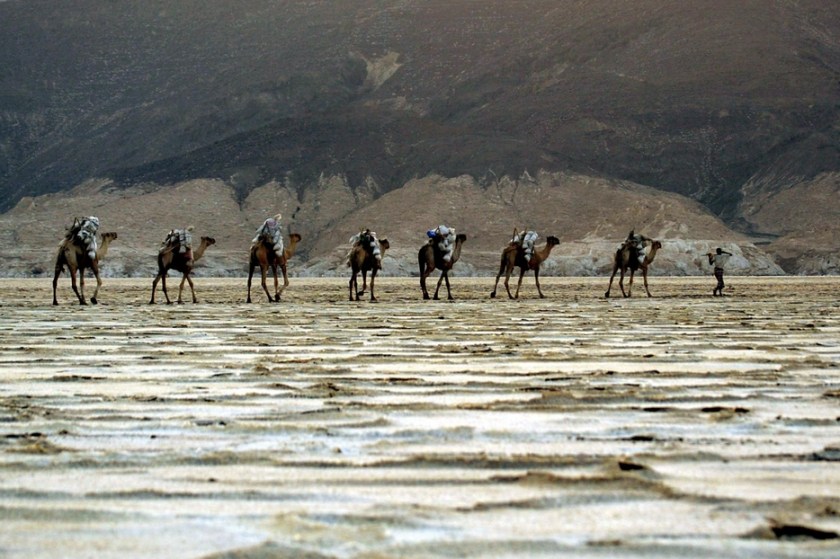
[0,175,784,278]
[0,1,838,273]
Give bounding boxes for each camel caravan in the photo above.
[53,215,673,305]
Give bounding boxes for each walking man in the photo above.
[708,247,733,296]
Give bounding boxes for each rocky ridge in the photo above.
[1,1,838,274]
[0,173,785,278]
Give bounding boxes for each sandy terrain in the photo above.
[1,276,839,558]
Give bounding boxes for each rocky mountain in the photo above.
[0,174,784,279]
[1,0,838,275]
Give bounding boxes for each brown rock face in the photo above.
[0,174,783,278]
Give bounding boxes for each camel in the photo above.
[149,236,216,304]
[490,235,560,299]
[52,232,118,305]
[247,233,302,303]
[604,240,662,298]
[348,238,390,302]
[418,233,467,300]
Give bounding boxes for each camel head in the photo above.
[455,233,467,243]
[284,233,302,258]
[94,232,118,260]
[191,236,216,262]
[533,236,560,263]
[379,238,390,251]
[642,240,662,266]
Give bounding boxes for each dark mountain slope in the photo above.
[1,0,838,227]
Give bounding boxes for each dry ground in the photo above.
[1,276,839,558]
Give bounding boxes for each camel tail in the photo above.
[54,248,67,276]
[496,259,505,277]
[498,247,512,271]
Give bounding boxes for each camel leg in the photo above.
[260,265,272,302]
[359,271,368,299]
[418,255,427,300]
[246,263,255,303]
[616,268,628,298]
[490,255,507,298]
[514,268,526,299]
[349,272,358,301]
[80,268,89,305]
[369,270,378,302]
[279,264,289,300]
[534,267,545,299]
[420,267,431,300]
[625,269,634,298]
[504,267,515,299]
[490,268,502,298]
[176,275,186,304]
[52,264,63,306]
[89,262,101,304]
[434,272,451,300]
[177,274,197,304]
[643,269,652,297]
[605,266,619,298]
[150,273,162,304]
[271,262,281,302]
[161,271,173,304]
[178,274,197,304]
[187,275,197,303]
[71,269,85,305]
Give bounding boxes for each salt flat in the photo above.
[1,277,839,558]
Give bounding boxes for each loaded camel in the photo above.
[604,239,662,298]
[490,235,560,299]
[348,236,390,302]
[418,233,467,300]
[52,231,118,305]
[247,233,302,303]
[149,234,216,304]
